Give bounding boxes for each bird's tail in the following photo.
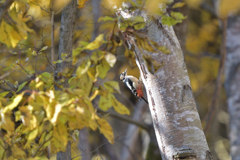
[141,97,148,104]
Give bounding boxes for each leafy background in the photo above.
[0,0,239,159]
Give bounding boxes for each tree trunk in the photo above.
[56,0,77,160]
[224,15,240,160]
[118,4,211,160]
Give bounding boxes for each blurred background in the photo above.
[1,0,240,159]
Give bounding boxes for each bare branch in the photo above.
[204,18,227,133]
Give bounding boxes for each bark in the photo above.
[224,15,240,160]
[0,0,13,26]
[120,101,147,160]
[57,0,77,72]
[118,4,211,160]
[56,0,77,160]
[78,128,91,160]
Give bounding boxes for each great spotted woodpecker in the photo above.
[120,69,148,104]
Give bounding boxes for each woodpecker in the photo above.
[120,69,148,104]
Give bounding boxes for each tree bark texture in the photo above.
[224,15,240,160]
[118,5,211,160]
[78,128,91,160]
[56,0,77,160]
[57,0,77,71]
[0,0,14,26]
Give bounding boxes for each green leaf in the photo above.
[84,34,104,50]
[99,93,112,111]
[76,59,91,78]
[0,91,10,97]
[162,16,177,26]
[40,46,48,52]
[98,16,116,22]
[16,81,28,92]
[171,11,187,21]
[104,81,120,93]
[2,63,14,71]
[97,58,110,79]
[53,60,63,64]
[172,2,185,8]
[27,128,38,143]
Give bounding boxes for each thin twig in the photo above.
[51,10,55,67]
[97,109,149,131]
[29,0,51,14]
[204,18,227,133]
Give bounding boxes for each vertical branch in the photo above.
[204,18,227,133]
[56,0,77,160]
[0,0,13,26]
[51,10,55,64]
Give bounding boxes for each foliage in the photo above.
[1,0,233,159]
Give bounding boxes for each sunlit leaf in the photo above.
[104,52,116,67]
[98,16,116,22]
[0,91,9,97]
[84,34,104,50]
[97,58,110,79]
[104,81,120,93]
[3,93,23,113]
[40,46,48,52]
[53,60,63,64]
[97,119,114,144]
[111,96,130,115]
[76,59,91,78]
[99,93,112,111]
[1,112,15,133]
[90,90,99,101]
[172,2,185,8]
[87,67,99,82]
[78,0,89,8]
[27,128,38,143]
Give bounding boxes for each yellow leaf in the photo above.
[97,119,114,144]
[87,67,99,82]
[218,0,240,18]
[85,34,104,50]
[172,2,185,8]
[51,122,68,152]
[90,90,99,101]
[27,128,38,144]
[11,145,26,159]
[99,93,112,111]
[0,20,22,48]
[50,104,62,125]
[111,95,130,115]
[78,0,89,8]
[104,81,120,93]
[0,112,15,133]
[76,59,91,78]
[3,93,23,113]
[97,58,110,79]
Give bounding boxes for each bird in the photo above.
[119,69,148,104]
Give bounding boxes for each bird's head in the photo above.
[119,68,127,81]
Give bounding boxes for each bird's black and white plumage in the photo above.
[120,69,148,104]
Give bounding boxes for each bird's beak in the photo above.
[124,68,127,74]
